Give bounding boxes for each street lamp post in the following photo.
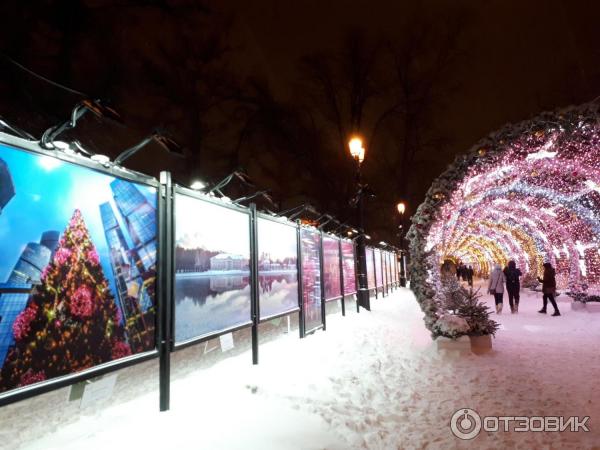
[396,201,407,287]
[349,137,370,310]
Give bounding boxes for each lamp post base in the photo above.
[357,288,371,311]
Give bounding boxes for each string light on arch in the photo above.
[408,100,600,334]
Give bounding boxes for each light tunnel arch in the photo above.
[408,101,600,332]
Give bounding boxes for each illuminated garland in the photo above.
[408,100,600,333]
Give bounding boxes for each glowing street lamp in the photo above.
[349,136,365,163]
[348,135,369,310]
[397,201,406,215]
[396,201,408,286]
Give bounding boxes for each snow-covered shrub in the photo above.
[436,278,499,337]
[455,289,499,336]
[440,276,468,313]
[432,314,470,339]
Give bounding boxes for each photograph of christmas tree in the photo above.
[257,218,298,320]
[0,144,157,393]
[341,241,356,295]
[300,229,322,333]
[322,236,341,301]
[174,194,251,343]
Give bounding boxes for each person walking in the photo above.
[538,262,560,316]
[488,263,505,314]
[503,260,522,313]
[467,265,474,287]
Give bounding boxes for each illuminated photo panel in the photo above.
[174,194,251,343]
[301,228,322,332]
[383,252,389,285]
[366,247,375,290]
[0,144,157,393]
[257,217,298,319]
[341,240,356,295]
[323,235,341,300]
[374,248,383,288]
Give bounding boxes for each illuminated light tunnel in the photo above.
[407,101,600,330]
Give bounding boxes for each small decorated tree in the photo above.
[0,210,131,391]
[432,277,499,339]
[455,289,499,337]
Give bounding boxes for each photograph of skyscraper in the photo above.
[0,144,157,393]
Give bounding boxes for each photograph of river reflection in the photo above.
[257,217,299,320]
[174,194,252,342]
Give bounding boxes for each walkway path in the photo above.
[22,285,600,449]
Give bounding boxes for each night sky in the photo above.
[0,0,598,244]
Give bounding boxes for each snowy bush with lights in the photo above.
[432,314,470,339]
[431,276,499,339]
[408,100,600,336]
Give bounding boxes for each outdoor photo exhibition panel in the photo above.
[366,247,376,291]
[374,248,383,289]
[322,235,342,301]
[382,251,388,289]
[386,252,394,284]
[340,240,356,295]
[300,228,323,334]
[256,215,299,321]
[173,190,252,346]
[383,251,389,286]
[0,138,159,404]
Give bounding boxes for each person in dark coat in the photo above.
[467,265,474,287]
[503,260,522,313]
[537,262,560,316]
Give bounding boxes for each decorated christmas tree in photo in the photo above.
[0,210,131,391]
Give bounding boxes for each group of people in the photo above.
[456,263,474,287]
[488,261,561,316]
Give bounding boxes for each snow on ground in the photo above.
[22,283,600,450]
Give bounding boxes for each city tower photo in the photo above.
[0,144,157,392]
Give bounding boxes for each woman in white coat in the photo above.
[488,263,506,314]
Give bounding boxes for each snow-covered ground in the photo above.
[21,283,600,450]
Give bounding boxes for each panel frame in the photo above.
[0,133,160,407]
[171,185,253,351]
[255,212,301,323]
[321,232,343,303]
[299,226,324,336]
